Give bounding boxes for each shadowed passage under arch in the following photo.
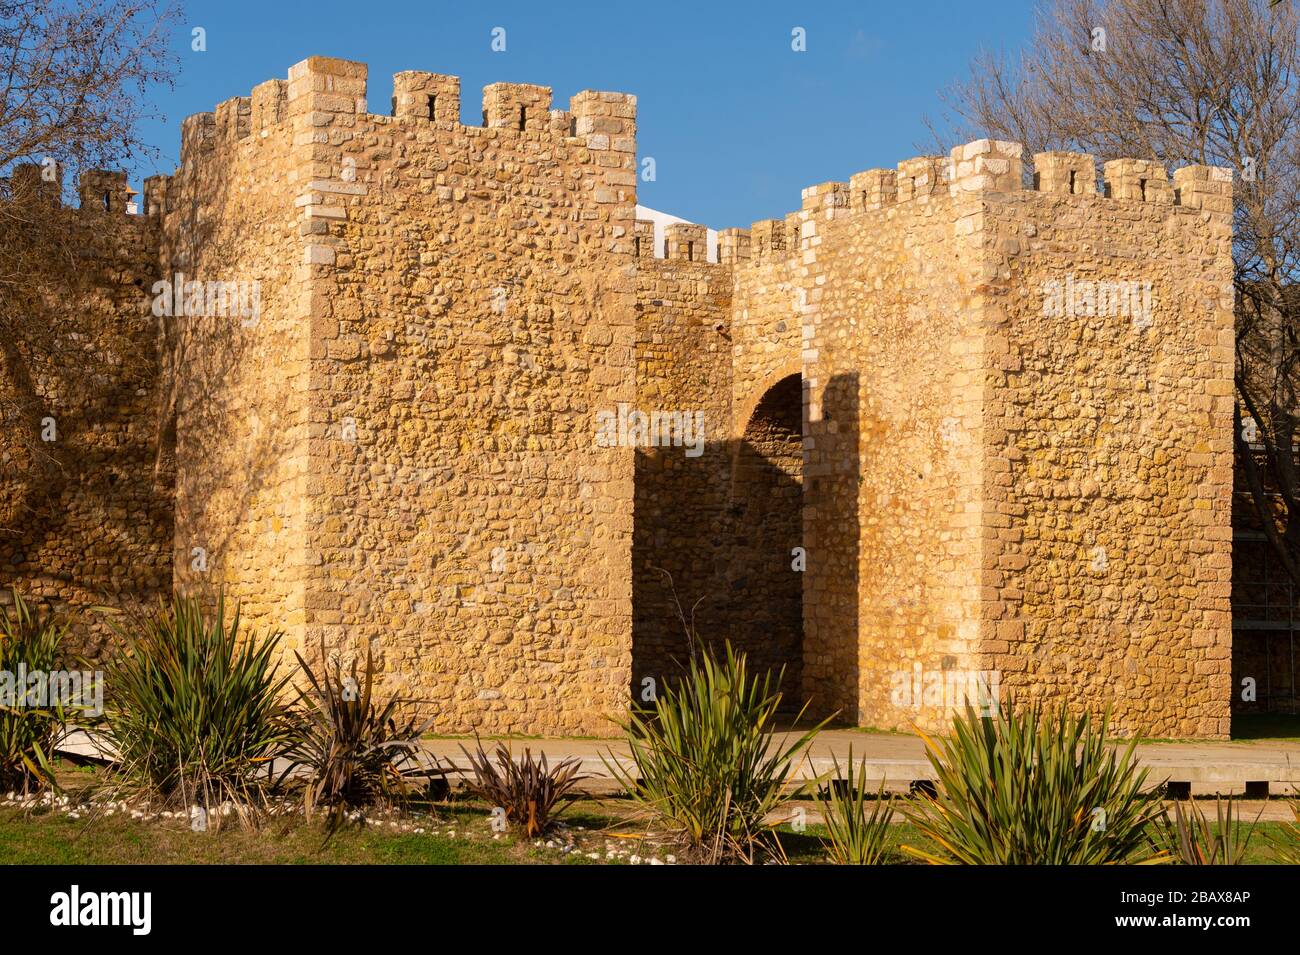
[631,372,805,706]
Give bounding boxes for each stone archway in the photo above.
[727,372,804,702]
[733,362,804,441]
[630,369,807,710]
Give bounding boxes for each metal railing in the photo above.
[1233,578,1300,629]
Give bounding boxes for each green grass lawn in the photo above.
[0,800,952,866]
[0,804,602,865]
[0,762,1292,865]
[2,801,1291,865]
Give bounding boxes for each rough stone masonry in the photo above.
[0,57,1235,738]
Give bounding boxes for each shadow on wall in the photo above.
[631,434,802,709]
[0,201,172,655]
[632,372,855,717]
[803,371,860,724]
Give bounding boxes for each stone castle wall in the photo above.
[631,230,805,704]
[726,160,991,729]
[298,60,637,734]
[632,240,733,684]
[0,56,1237,738]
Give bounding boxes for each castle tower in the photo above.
[161,57,639,734]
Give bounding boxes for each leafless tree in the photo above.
[939,0,1300,583]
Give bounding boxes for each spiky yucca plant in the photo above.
[289,640,438,826]
[1269,799,1300,864]
[0,590,74,794]
[106,592,295,825]
[1153,795,1262,865]
[903,701,1168,865]
[817,748,895,864]
[609,643,825,864]
[459,739,586,838]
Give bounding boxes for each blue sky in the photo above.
[137,0,1034,229]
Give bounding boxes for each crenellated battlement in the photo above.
[482,82,551,131]
[155,54,641,278]
[6,162,61,205]
[716,227,750,264]
[750,219,785,258]
[77,169,135,213]
[141,174,170,217]
[727,139,1232,266]
[174,56,637,157]
[1033,151,1096,195]
[251,78,287,129]
[663,222,707,262]
[391,71,459,124]
[850,168,897,210]
[632,218,738,267]
[213,95,251,140]
[180,110,216,154]
[632,218,655,258]
[2,161,149,215]
[155,54,641,277]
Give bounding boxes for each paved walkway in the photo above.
[425,728,1300,797]
[56,727,1300,798]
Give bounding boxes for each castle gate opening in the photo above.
[728,372,804,701]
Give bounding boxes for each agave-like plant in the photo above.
[817,748,895,864]
[289,639,439,827]
[105,592,295,826]
[1269,799,1300,864]
[903,701,1168,865]
[0,590,74,794]
[1153,795,1262,865]
[608,643,826,864]
[459,739,587,839]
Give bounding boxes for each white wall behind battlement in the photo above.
[635,204,717,262]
